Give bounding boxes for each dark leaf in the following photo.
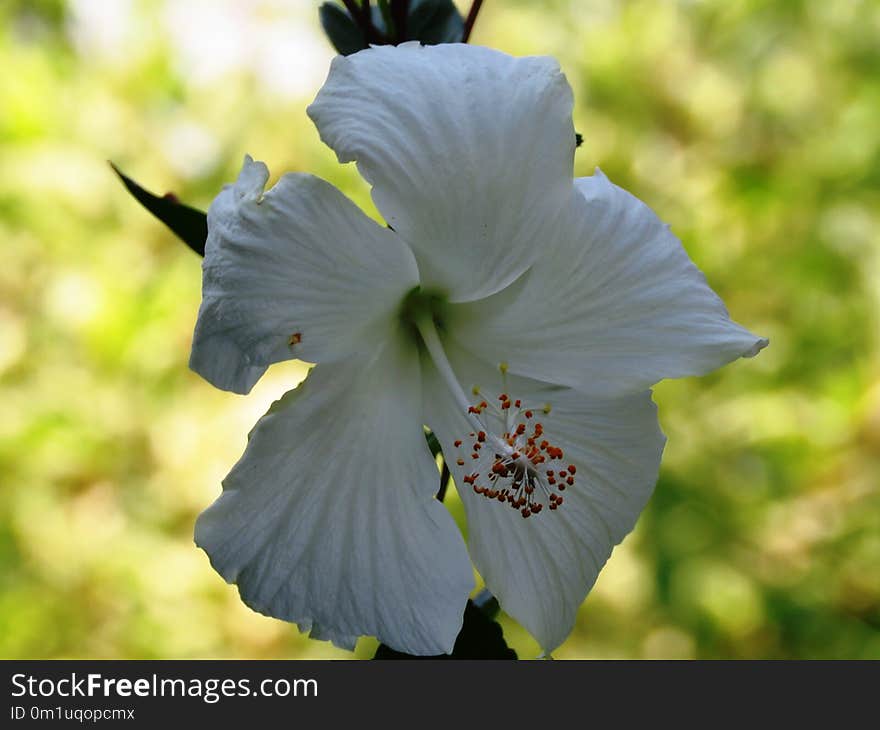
[424,429,442,457]
[407,0,464,44]
[472,587,500,618]
[424,430,451,501]
[110,162,207,257]
[318,2,370,56]
[320,0,463,52]
[436,460,451,501]
[373,599,517,659]
[367,4,390,39]
[377,0,396,40]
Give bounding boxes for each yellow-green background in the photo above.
[2,0,878,659]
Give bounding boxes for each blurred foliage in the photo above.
[1,0,878,659]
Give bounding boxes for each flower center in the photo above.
[453,392,574,518]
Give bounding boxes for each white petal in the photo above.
[308,43,575,302]
[450,170,768,397]
[423,345,665,652]
[190,155,419,394]
[196,337,474,655]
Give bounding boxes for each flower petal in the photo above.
[190,155,420,394]
[423,345,665,652]
[450,170,768,397]
[196,337,474,655]
[307,43,575,302]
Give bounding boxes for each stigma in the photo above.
[453,392,575,519]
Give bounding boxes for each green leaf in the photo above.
[373,599,517,659]
[110,163,207,257]
[318,2,370,56]
[407,0,464,44]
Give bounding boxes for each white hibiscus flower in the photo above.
[189,42,767,656]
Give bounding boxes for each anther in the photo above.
[451,389,572,519]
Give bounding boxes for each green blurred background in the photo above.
[1,0,878,659]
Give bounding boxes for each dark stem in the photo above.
[390,0,409,42]
[436,460,451,502]
[462,0,484,43]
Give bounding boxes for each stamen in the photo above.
[413,315,574,520]
[449,388,574,519]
